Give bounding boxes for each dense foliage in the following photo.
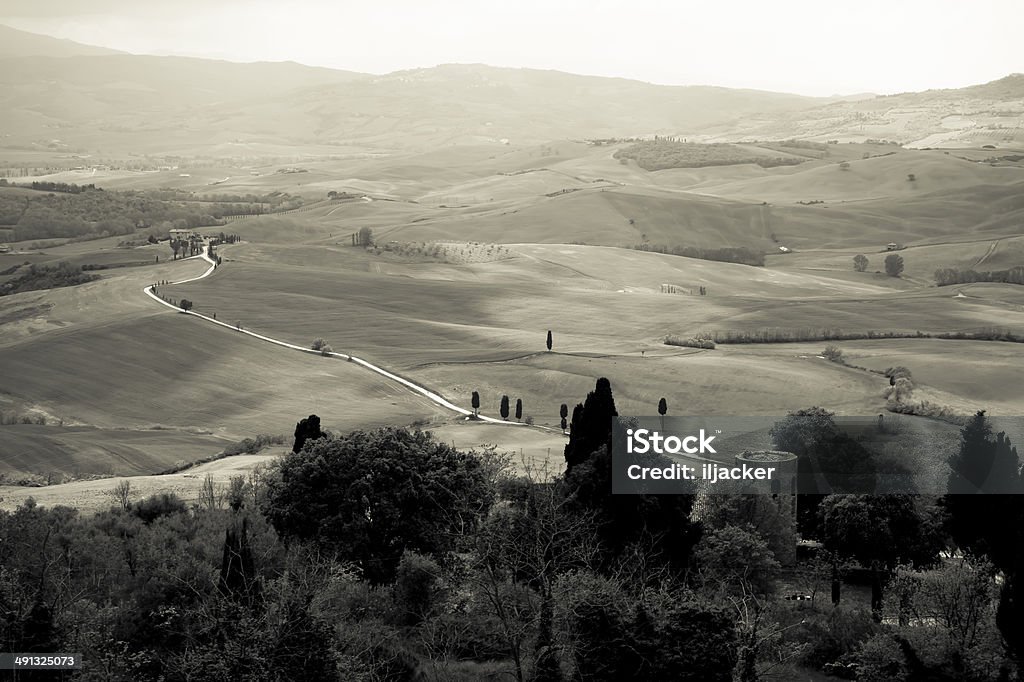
[630,242,766,266]
[264,427,497,583]
[2,400,1022,680]
[614,140,807,170]
[0,184,303,242]
[935,265,1024,286]
[0,262,99,296]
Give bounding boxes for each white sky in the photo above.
[1,0,1022,96]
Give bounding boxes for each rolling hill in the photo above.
[0,23,125,58]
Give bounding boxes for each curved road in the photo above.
[144,248,536,428]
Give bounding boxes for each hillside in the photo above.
[3,24,1023,158]
[0,26,825,154]
[702,74,1024,148]
[0,23,124,57]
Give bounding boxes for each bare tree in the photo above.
[198,473,223,511]
[108,479,133,511]
[468,460,598,682]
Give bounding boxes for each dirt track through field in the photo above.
[145,247,552,429]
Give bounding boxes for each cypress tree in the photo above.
[564,377,618,470]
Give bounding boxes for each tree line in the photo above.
[631,243,765,266]
[613,140,807,171]
[935,266,1024,286]
[2,379,1023,680]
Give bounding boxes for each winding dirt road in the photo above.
[145,246,532,427]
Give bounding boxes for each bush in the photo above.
[885,254,905,277]
[886,398,965,425]
[391,551,442,627]
[132,493,188,524]
[664,335,716,349]
[884,366,913,383]
[822,345,845,363]
[223,434,286,456]
[792,606,881,670]
[263,427,498,583]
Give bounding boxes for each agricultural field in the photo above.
[4,138,1024,498]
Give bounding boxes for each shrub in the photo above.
[223,434,286,456]
[664,335,716,349]
[793,606,881,670]
[822,345,845,363]
[885,254,905,277]
[132,493,188,524]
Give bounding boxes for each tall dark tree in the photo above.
[658,397,667,431]
[471,391,480,418]
[515,398,523,422]
[564,377,618,471]
[546,330,553,351]
[500,395,510,421]
[944,410,1022,570]
[561,378,701,576]
[292,414,324,453]
[560,403,568,433]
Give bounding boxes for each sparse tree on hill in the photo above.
[109,479,132,511]
[546,329,553,352]
[560,403,568,433]
[658,397,667,431]
[500,395,510,421]
[471,391,480,418]
[310,338,332,355]
[885,253,905,277]
[358,226,374,247]
[853,254,869,272]
[515,398,523,422]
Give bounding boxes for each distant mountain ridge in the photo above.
[0,24,1021,154]
[0,23,126,57]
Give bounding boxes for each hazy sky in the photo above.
[1,0,1021,96]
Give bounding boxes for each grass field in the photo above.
[0,424,232,480]
[3,142,1023,497]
